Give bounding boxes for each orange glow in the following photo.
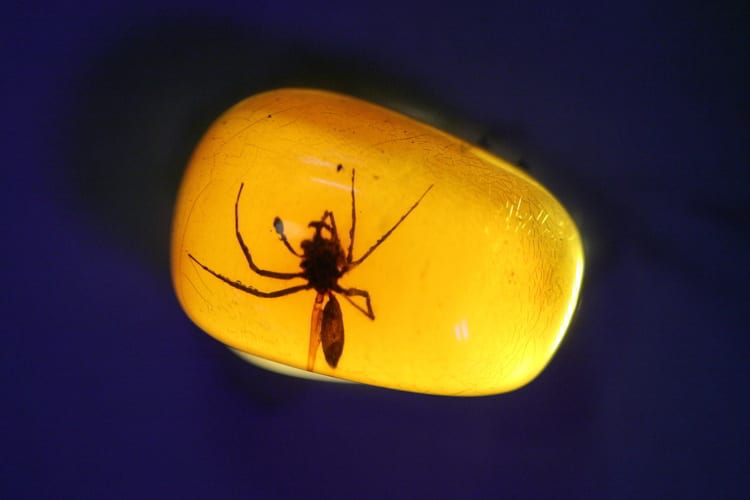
[171,89,584,396]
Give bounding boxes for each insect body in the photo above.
[188,169,432,371]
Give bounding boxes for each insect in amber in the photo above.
[172,88,584,395]
[187,168,432,371]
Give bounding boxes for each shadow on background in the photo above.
[60,16,522,275]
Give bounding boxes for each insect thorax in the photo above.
[300,236,345,291]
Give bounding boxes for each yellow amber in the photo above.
[171,88,584,396]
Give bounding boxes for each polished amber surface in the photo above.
[171,88,584,396]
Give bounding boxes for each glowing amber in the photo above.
[171,88,584,396]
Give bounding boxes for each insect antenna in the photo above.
[347,169,356,263]
[273,217,303,257]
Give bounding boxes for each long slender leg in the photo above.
[188,254,310,297]
[334,285,375,320]
[351,184,434,266]
[347,169,356,263]
[235,183,304,279]
[272,216,303,257]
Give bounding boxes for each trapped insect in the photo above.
[188,168,433,371]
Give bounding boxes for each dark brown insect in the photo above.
[188,168,433,371]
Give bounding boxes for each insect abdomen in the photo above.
[321,294,344,368]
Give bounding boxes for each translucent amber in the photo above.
[171,88,584,396]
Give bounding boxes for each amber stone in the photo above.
[171,88,584,395]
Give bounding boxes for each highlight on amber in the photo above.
[171,88,584,396]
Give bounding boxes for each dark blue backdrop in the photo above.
[3,1,748,498]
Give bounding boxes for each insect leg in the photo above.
[351,184,434,266]
[188,254,310,297]
[335,286,375,320]
[235,183,305,279]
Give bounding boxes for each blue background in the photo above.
[3,1,748,498]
